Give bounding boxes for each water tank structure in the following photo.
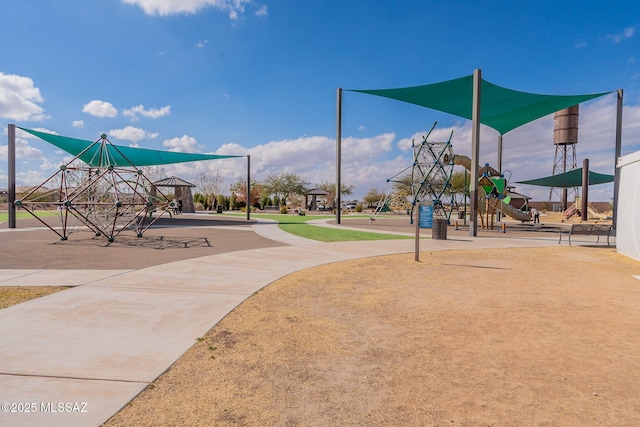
[549,105,579,208]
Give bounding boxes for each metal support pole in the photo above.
[469,69,482,237]
[8,124,16,228]
[336,88,343,224]
[414,203,421,262]
[612,89,623,230]
[497,134,503,173]
[581,158,589,222]
[463,168,467,226]
[246,155,251,221]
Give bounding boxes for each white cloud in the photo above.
[0,72,46,121]
[195,39,208,49]
[82,100,118,118]
[16,169,49,186]
[108,126,159,142]
[171,134,399,196]
[121,0,251,19]
[397,125,468,152]
[163,135,202,152]
[608,26,635,44]
[123,104,171,121]
[40,157,59,170]
[72,120,84,128]
[575,39,587,49]
[0,137,43,162]
[255,5,267,16]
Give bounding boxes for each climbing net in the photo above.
[371,123,456,223]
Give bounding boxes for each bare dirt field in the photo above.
[102,245,640,426]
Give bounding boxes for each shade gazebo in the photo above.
[154,176,197,213]
[304,188,331,211]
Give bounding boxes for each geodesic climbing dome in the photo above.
[371,123,456,223]
[16,134,174,242]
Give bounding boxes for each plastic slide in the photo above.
[453,154,472,170]
[563,206,577,218]
[497,199,532,222]
[587,207,606,220]
[454,154,531,222]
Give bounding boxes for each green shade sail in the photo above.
[516,168,614,188]
[350,75,612,135]
[20,127,241,167]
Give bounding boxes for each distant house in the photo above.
[505,186,531,210]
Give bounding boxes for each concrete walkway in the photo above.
[0,219,566,426]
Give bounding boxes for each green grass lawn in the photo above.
[0,210,58,223]
[229,213,411,242]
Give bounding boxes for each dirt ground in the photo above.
[4,212,637,426]
[102,245,640,427]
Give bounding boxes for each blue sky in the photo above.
[2,0,640,203]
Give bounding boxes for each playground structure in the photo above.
[15,134,173,242]
[453,155,532,227]
[371,123,531,227]
[562,199,607,221]
[475,163,531,229]
[371,123,457,223]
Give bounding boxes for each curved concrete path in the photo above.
[0,219,564,426]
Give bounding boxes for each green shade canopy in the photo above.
[350,75,612,135]
[20,127,241,167]
[516,168,614,188]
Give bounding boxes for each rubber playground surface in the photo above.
[0,214,285,270]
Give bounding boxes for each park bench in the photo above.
[558,223,613,246]
[262,206,281,213]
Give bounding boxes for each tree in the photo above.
[449,171,470,196]
[393,174,414,197]
[194,171,223,210]
[217,194,230,210]
[141,166,167,183]
[262,173,309,206]
[230,178,262,207]
[193,193,207,210]
[318,181,354,207]
[261,194,272,208]
[363,188,385,207]
[195,171,224,197]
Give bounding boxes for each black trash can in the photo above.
[432,219,448,240]
[216,205,223,213]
